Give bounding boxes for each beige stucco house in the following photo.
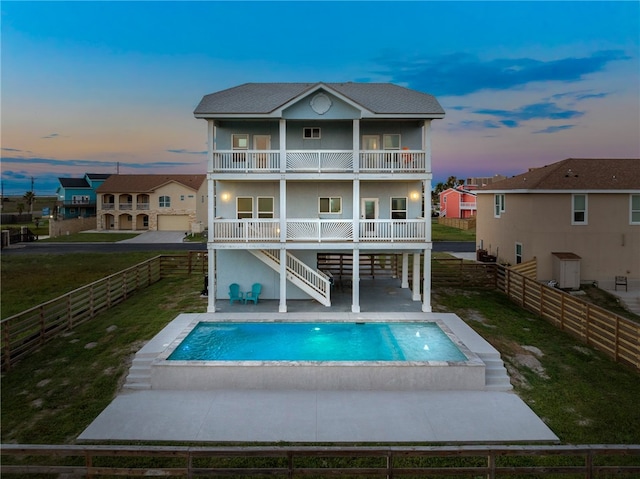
[96,175,207,232]
[476,158,639,289]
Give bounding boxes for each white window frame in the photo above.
[383,134,401,150]
[319,197,342,214]
[515,242,523,265]
[631,194,640,225]
[494,194,505,218]
[303,127,321,139]
[159,195,171,208]
[232,134,249,149]
[572,194,588,225]
[257,196,274,218]
[236,196,253,219]
[391,197,407,219]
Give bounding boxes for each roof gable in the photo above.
[194,82,445,118]
[97,175,206,193]
[480,158,640,192]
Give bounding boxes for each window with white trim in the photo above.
[572,194,587,224]
[159,195,171,208]
[494,194,505,218]
[391,197,407,219]
[237,197,253,219]
[383,134,401,150]
[303,127,321,139]
[232,134,249,149]
[515,242,523,265]
[257,197,274,218]
[319,197,341,214]
[631,194,640,224]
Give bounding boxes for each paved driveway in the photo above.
[118,231,188,244]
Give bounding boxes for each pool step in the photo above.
[123,352,155,390]
[477,353,513,391]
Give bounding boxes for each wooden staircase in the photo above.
[248,249,332,306]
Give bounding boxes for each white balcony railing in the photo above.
[460,202,477,210]
[119,203,133,210]
[210,150,426,173]
[211,219,426,242]
[102,203,115,210]
[137,203,150,210]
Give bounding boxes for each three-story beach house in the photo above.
[194,82,445,312]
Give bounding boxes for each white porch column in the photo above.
[279,119,286,173]
[352,119,360,173]
[422,120,432,173]
[422,247,432,312]
[412,253,421,301]
[207,245,216,313]
[352,247,360,313]
[401,253,409,288]
[207,120,217,313]
[353,178,360,243]
[279,247,287,313]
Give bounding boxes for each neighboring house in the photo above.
[96,175,207,232]
[439,185,478,218]
[55,173,111,219]
[466,175,506,187]
[476,158,640,289]
[194,82,445,312]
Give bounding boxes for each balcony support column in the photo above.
[280,178,286,243]
[352,119,360,173]
[279,247,287,313]
[353,178,360,243]
[279,119,286,173]
[352,247,360,313]
[412,253,421,301]
[207,244,216,313]
[422,119,432,173]
[422,247,432,312]
[401,253,409,288]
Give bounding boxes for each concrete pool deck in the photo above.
[79,311,558,443]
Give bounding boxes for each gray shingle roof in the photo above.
[59,178,90,188]
[194,82,444,116]
[479,158,640,191]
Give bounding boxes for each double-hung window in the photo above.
[391,197,407,219]
[494,194,505,218]
[257,197,274,218]
[631,194,640,224]
[237,197,253,219]
[515,242,523,264]
[383,134,401,150]
[303,127,321,139]
[319,197,341,214]
[159,195,171,208]
[572,194,587,224]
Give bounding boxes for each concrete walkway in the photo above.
[78,389,557,443]
[117,231,187,243]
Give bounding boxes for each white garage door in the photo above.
[157,215,190,231]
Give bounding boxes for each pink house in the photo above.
[439,185,477,218]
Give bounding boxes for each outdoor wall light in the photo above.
[220,193,231,201]
[410,191,420,201]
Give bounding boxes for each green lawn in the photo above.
[431,220,476,242]
[1,253,639,445]
[39,232,140,242]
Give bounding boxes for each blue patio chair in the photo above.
[243,283,262,304]
[228,283,243,304]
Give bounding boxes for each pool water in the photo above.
[167,322,467,362]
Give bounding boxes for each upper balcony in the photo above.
[211,150,426,174]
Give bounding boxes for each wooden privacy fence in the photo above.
[0,252,206,371]
[2,444,639,478]
[497,266,640,372]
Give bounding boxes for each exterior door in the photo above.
[361,198,378,235]
[362,135,380,168]
[254,135,271,168]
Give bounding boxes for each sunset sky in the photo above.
[2,1,639,195]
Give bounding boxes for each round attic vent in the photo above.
[310,93,332,115]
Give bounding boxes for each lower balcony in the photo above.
[212,219,426,243]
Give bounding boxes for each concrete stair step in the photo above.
[126,373,151,384]
[124,382,151,390]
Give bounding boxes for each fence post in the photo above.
[487,451,496,479]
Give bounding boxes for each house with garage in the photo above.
[55,173,111,219]
[194,82,445,312]
[476,158,640,289]
[96,174,207,232]
[439,185,478,219]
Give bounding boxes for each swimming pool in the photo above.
[150,318,488,391]
[167,322,468,362]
